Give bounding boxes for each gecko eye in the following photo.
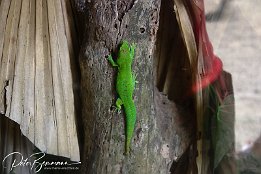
[121,49,127,53]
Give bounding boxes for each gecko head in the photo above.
[117,41,132,65]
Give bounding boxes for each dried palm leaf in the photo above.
[0,0,80,161]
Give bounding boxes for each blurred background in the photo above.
[205,0,261,153]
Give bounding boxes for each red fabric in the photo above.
[189,0,223,93]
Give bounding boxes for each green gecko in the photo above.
[108,41,136,155]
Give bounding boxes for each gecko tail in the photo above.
[125,139,131,155]
[124,118,135,156]
[124,102,136,155]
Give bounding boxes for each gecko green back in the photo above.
[108,41,136,155]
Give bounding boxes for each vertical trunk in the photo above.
[79,0,162,173]
[79,0,195,173]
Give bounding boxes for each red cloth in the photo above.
[190,0,223,93]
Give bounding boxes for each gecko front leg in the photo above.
[130,43,136,59]
[107,54,118,67]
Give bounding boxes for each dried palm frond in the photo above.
[0,0,80,161]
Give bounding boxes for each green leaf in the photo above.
[213,94,235,169]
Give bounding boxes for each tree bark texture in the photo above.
[79,0,194,173]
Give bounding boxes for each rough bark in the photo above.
[79,0,161,173]
[79,0,194,173]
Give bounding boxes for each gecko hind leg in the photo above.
[111,98,123,114]
[115,98,123,113]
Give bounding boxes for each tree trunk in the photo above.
[78,0,193,173]
[79,0,160,173]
